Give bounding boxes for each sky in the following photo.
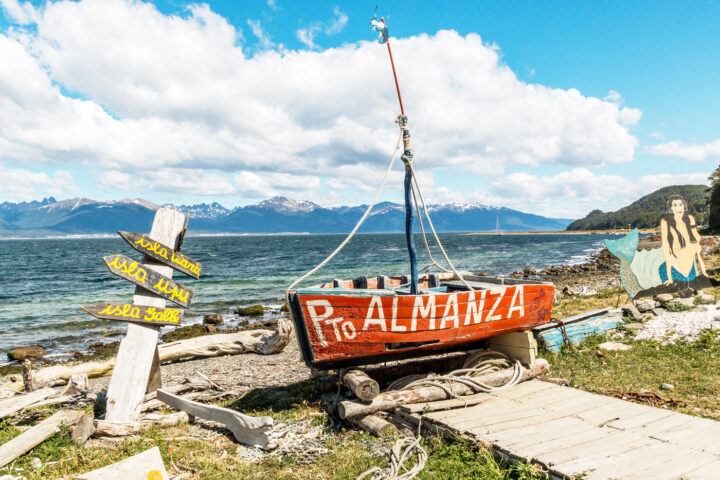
[0,0,719,218]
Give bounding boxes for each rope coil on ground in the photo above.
[386,351,523,396]
[356,435,428,480]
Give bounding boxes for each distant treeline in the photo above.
[566,185,710,231]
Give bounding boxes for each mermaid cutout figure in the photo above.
[660,194,707,284]
[605,193,712,299]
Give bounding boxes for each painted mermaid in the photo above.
[660,194,707,285]
[605,193,711,298]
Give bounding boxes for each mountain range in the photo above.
[0,197,573,237]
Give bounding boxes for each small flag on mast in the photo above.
[371,17,389,44]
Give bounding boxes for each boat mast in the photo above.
[374,16,419,294]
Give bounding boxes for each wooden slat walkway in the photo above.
[417,380,720,479]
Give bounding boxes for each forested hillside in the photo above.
[566,185,710,230]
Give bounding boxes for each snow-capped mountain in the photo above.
[0,197,573,236]
[173,202,231,219]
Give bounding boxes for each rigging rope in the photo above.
[408,163,475,291]
[356,435,428,480]
[410,183,451,274]
[286,131,403,297]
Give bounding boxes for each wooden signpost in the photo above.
[103,254,195,308]
[82,208,200,423]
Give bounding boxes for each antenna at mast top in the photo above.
[371,14,404,115]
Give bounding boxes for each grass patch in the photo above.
[664,302,693,313]
[545,330,720,420]
[552,287,627,318]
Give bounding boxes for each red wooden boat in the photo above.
[286,18,555,369]
[288,273,554,368]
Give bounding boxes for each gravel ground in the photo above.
[90,329,312,392]
[635,303,720,343]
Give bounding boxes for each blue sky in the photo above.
[1,0,718,218]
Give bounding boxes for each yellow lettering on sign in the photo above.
[153,278,190,304]
[108,256,147,284]
[97,303,142,319]
[143,307,181,324]
[135,236,169,260]
[171,251,201,276]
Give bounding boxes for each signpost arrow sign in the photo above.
[118,231,201,279]
[103,254,195,308]
[82,302,183,326]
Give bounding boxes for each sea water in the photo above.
[0,233,612,362]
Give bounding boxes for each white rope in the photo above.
[408,163,475,291]
[356,435,428,480]
[387,351,522,395]
[410,183,451,274]
[286,131,403,296]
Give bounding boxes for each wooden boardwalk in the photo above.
[409,380,720,479]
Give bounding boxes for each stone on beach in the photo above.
[635,303,720,343]
[654,293,673,304]
[621,304,642,321]
[8,346,46,361]
[203,314,224,325]
[598,342,631,351]
[669,298,695,308]
[634,299,658,312]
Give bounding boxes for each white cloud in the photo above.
[266,0,278,11]
[0,0,37,24]
[644,140,720,163]
[233,171,320,198]
[481,168,709,218]
[98,169,236,195]
[326,7,348,35]
[296,25,320,49]
[296,7,347,49]
[0,163,78,201]
[247,19,273,50]
[0,0,641,200]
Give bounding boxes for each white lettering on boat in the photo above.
[342,321,357,339]
[412,295,436,331]
[464,290,486,325]
[325,317,346,341]
[307,300,333,347]
[486,288,505,322]
[363,296,387,332]
[508,286,525,318]
[390,297,406,332]
[439,294,459,329]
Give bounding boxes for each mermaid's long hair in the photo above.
[663,194,696,258]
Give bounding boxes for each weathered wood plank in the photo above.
[74,446,169,480]
[82,302,183,326]
[118,230,201,279]
[0,388,56,419]
[103,254,194,308]
[0,410,83,467]
[105,208,187,423]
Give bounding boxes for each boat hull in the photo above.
[289,279,554,369]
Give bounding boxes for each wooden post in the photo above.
[486,330,537,365]
[104,208,187,423]
[356,414,397,436]
[342,369,380,402]
[21,359,33,392]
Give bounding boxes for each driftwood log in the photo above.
[356,414,397,436]
[157,389,274,448]
[0,410,83,467]
[342,369,380,402]
[338,359,549,419]
[9,320,292,388]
